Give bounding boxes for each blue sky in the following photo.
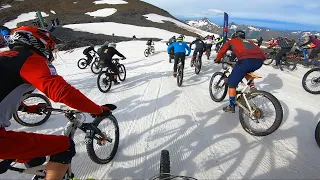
[141,0,320,31]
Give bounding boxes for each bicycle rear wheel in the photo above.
[144,49,149,57]
[118,64,126,81]
[279,57,298,71]
[86,115,120,164]
[177,64,183,87]
[159,150,170,180]
[97,71,112,93]
[195,59,201,74]
[302,68,320,94]
[239,91,283,136]
[209,72,228,102]
[13,93,52,127]
[77,58,88,69]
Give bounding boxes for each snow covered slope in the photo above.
[2,40,320,179]
[63,22,196,42]
[4,12,49,29]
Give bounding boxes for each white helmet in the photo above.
[109,43,117,48]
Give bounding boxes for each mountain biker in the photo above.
[97,42,126,85]
[167,36,191,77]
[267,37,295,68]
[82,45,96,63]
[269,38,275,46]
[214,30,266,113]
[167,36,176,61]
[256,37,263,47]
[0,26,112,180]
[215,36,224,52]
[299,35,320,62]
[146,38,154,53]
[204,36,215,58]
[190,35,206,66]
[166,36,176,46]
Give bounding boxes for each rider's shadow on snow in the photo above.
[248,108,320,179]
[126,60,163,71]
[111,71,171,93]
[107,114,197,179]
[183,62,221,87]
[255,73,283,93]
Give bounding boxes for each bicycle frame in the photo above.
[1,108,107,179]
[221,64,258,116]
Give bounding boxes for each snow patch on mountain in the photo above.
[143,14,217,37]
[50,10,56,14]
[4,12,49,28]
[0,4,12,11]
[93,0,128,5]
[230,25,237,30]
[248,26,261,31]
[85,8,117,17]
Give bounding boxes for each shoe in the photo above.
[173,72,177,77]
[190,61,194,67]
[113,80,120,85]
[250,87,258,93]
[223,105,235,113]
[272,64,279,69]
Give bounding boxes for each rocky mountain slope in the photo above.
[0,0,202,50]
[186,18,320,40]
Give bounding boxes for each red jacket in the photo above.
[0,49,102,116]
[216,38,266,61]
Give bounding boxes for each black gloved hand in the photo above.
[121,57,126,60]
[214,59,220,64]
[91,104,117,118]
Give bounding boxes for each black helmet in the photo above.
[231,30,245,39]
[172,36,176,39]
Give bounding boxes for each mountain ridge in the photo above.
[185,17,320,40]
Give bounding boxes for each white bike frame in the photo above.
[223,65,258,117]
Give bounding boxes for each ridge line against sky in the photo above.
[141,0,320,32]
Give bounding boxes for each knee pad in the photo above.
[49,139,76,164]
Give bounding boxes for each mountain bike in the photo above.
[263,48,278,65]
[144,46,155,57]
[97,58,126,93]
[302,67,320,94]
[13,92,52,127]
[149,150,197,180]
[78,52,99,69]
[209,61,283,136]
[0,104,119,180]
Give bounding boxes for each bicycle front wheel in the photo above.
[209,72,228,102]
[13,93,52,127]
[86,115,120,164]
[91,61,103,74]
[264,53,275,65]
[177,64,183,87]
[118,64,126,81]
[239,90,283,136]
[159,150,170,179]
[97,71,112,93]
[302,68,320,94]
